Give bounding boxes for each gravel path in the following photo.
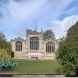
[0,75,65,78]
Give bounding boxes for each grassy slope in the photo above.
[15,60,61,74]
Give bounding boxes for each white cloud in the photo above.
[7,0,73,21]
[0,0,75,40]
[51,15,78,39]
[9,0,47,20]
[1,0,73,25]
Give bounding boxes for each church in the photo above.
[11,29,58,60]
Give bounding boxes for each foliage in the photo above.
[57,22,78,76]
[0,49,16,71]
[0,49,10,59]
[0,32,12,56]
[0,58,16,71]
[0,33,15,71]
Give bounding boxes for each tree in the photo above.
[0,32,12,57]
[0,32,6,48]
[0,49,11,61]
[57,22,78,76]
[0,33,16,71]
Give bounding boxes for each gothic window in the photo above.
[30,37,39,50]
[46,42,55,53]
[15,41,22,51]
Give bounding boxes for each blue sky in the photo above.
[0,0,78,40]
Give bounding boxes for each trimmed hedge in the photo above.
[0,59,16,71]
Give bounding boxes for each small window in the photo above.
[15,41,22,51]
[46,42,55,53]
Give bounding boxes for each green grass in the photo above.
[15,60,62,74]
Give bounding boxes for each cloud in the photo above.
[1,0,72,22]
[51,15,78,39]
[9,0,47,21]
[0,0,76,40]
[14,0,73,31]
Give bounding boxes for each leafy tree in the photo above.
[0,49,11,61]
[0,33,16,71]
[0,32,12,57]
[57,22,78,76]
[0,32,6,48]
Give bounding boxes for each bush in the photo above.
[56,22,78,76]
[0,59,16,71]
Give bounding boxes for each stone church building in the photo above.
[11,29,58,60]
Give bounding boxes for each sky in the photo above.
[0,0,78,40]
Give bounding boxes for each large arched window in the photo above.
[30,37,39,50]
[46,42,55,53]
[15,41,22,51]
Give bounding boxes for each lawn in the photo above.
[15,60,62,74]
